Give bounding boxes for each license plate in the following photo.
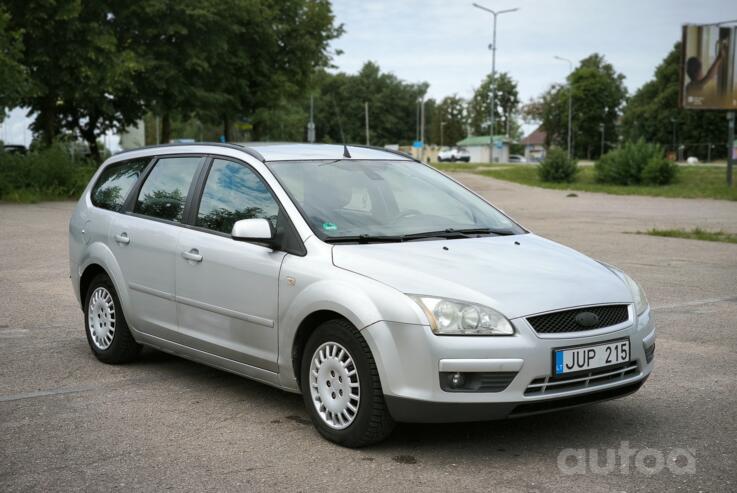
[554,339,630,375]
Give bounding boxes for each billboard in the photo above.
[681,24,737,110]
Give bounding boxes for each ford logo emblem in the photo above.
[575,311,599,327]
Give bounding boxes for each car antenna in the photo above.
[330,94,351,158]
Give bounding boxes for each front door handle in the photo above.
[182,248,203,263]
[114,232,130,245]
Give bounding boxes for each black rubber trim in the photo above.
[384,377,647,423]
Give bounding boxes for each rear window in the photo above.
[91,158,150,211]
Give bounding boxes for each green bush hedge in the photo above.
[595,139,678,185]
[538,147,578,183]
[0,145,97,202]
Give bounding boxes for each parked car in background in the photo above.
[437,147,471,162]
[3,144,27,154]
[69,142,654,447]
[508,154,527,163]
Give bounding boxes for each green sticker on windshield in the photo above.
[322,222,337,231]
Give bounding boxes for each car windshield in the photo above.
[266,159,526,242]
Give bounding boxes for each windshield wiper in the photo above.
[401,227,517,240]
[322,234,405,244]
[323,228,517,244]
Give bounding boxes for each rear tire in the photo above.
[84,273,141,364]
[300,319,395,447]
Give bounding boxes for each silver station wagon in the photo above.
[69,143,655,447]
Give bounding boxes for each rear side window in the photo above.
[196,159,280,234]
[134,156,201,222]
[91,158,149,211]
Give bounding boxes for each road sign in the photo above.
[413,140,423,148]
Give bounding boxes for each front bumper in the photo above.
[362,306,655,423]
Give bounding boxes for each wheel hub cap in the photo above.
[88,287,116,350]
[309,342,360,430]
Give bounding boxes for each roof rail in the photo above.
[113,142,265,162]
[349,144,417,162]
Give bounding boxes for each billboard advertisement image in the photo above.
[681,24,737,110]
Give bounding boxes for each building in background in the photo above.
[520,126,547,162]
[455,135,510,163]
[119,120,146,151]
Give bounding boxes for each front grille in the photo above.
[512,380,645,416]
[524,362,639,396]
[527,304,629,334]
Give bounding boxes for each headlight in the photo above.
[408,295,514,335]
[601,263,649,315]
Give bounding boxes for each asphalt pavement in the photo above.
[1,174,736,492]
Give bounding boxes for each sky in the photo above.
[1,0,735,147]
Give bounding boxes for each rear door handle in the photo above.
[114,232,130,245]
[182,248,203,263]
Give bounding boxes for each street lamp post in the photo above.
[473,3,519,164]
[440,121,447,148]
[554,55,574,159]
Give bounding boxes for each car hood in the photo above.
[331,234,632,319]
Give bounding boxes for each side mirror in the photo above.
[231,218,275,247]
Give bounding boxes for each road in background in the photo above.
[1,174,736,492]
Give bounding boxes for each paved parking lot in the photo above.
[1,174,736,492]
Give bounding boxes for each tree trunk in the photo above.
[223,114,231,142]
[161,112,172,143]
[37,97,58,147]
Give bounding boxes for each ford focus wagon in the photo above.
[69,143,655,447]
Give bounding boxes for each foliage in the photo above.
[620,42,727,160]
[526,54,627,159]
[299,62,428,146]
[0,7,28,119]
[476,165,736,201]
[3,0,342,159]
[595,139,677,185]
[428,95,467,147]
[468,72,520,138]
[642,156,679,185]
[538,147,578,183]
[637,228,737,244]
[0,145,95,202]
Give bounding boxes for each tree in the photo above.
[428,95,467,147]
[468,72,520,137]
[0,7,28,121]
[5,0,144,159]
[527,54,627,159]
[621,42,726,160]
[308,62,428,146]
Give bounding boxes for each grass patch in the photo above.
[636,228,737,244]
[432,162,505,173]
[475,165,737,201]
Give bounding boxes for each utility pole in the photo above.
[473,3,519,164]
[420,97,426,161]
[307,95,315,143]
[728,111,735,187]
[440,121,446,148]
[364,102,370,146]
[554,56,574,159]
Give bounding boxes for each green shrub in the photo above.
[642,156,679,185]
[0,145,97,202]
[538,147,578,183]
[595,139,675,185]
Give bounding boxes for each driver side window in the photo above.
[196,159,280,235]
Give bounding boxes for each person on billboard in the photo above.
[685,39,728,98]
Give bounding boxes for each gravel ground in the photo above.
[1,174,736,492]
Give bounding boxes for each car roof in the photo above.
[113,142,413,163]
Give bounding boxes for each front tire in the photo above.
[84,273,141,364]
[300,319,395,447]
